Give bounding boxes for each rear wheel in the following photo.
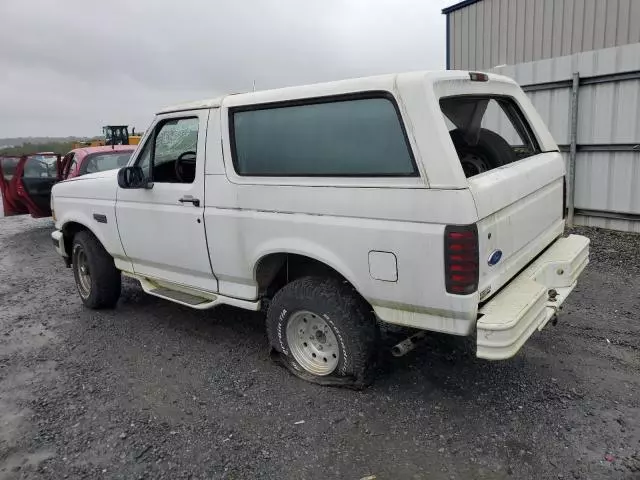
[71,231,121,309]
[266,276,378,387]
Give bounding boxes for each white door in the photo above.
[115,110,218,292]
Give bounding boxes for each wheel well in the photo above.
[255,253,348,297]
[61,222,89,264]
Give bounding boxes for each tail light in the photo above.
[17,181,26,197]
[562,176,567,218]
[444,224,479,295]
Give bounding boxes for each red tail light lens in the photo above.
[17,181,26,197]
[562,176,567,218]
[445,224,479,295]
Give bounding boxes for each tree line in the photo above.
[0,141,81,156]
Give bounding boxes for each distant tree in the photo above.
[0,141,78,156]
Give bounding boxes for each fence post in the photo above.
[567,72,580,227]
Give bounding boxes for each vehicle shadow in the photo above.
[115,278,571,408]
[117,278,267,342]
[373,330,581,412]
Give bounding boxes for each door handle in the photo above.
[178,195,200,207]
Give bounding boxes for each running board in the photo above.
[122,272,261,311]
[149,287,210,306]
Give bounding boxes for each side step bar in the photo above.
[123,272,261,311]
[149,287,210,306]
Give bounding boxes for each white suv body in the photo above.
[51,71,589,385]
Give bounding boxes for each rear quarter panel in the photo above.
[203,175,479,321]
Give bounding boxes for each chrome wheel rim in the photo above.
[286,310,340,376]
[74,245,91,298]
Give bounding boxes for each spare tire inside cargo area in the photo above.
[449,128,517,178]
[440,95,541,179]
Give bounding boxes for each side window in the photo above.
[136,117,199,184]
[68,156,80,176]
[23,155,58,179]
[230,95,417,176]
[61,153,77,179]
[136,141,152,179]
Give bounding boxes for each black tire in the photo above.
[266,276,378,386]
[71,230,121,309]
[450,128,516,177]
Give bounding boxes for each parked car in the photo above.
[50,71,589,387]
[0,146,135,218]
[60,145,135,180]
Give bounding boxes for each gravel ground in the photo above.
[0,217,639,480]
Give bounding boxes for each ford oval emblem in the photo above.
[488,250,503,266]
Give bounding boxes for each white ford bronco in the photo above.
[51,71,589,386]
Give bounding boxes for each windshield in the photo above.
[23,155,58,179]
[83,151,133,175]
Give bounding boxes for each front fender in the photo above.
[58,212,105,246]
[56,205,132,271]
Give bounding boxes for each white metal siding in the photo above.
[492,43,640,232]
[447,0,640,70]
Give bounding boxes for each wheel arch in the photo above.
[60,220,103,264]
[253,244,365,301]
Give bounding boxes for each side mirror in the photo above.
[117,166,150,189]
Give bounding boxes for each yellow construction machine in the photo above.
[72,125,142,149]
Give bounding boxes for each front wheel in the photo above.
[71,231,121,309]
[266,277,378,387]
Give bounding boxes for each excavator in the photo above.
[72,125,143,149]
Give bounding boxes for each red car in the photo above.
[0,146,135,218]
[59,145,135,181]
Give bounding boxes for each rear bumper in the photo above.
[476,234,589,360]
[51,230,68,258]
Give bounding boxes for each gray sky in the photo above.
[0,0,452,137]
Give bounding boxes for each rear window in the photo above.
[440,96,541,178]
[82,151,133,175]
[230,94,417,177]
[23,155,58,179]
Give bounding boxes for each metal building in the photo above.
[443,0,640,70]
[442,1,640,232]
[493,44,640,232]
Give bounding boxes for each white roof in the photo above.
[157,70,515,114]
[157,96,225,114]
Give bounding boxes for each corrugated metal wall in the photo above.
[447,0,640,70]
[492,43,640,232]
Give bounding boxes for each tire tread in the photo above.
[266,276,377,386]
[72,231,121,309]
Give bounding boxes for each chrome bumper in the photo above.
[51,230,68,258]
